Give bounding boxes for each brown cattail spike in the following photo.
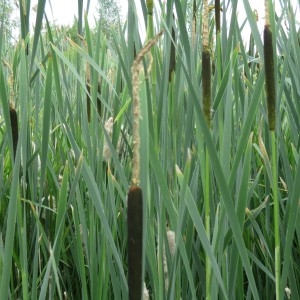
[9,103,19,160]
[202,47,211,127]
[168,14,176,81]
[127,186,143,300]
[192,0,197,47]
[215,0,221,33]
[263,25,276,131]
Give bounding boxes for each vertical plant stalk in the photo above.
[248,10,258,71]
[128,31,164,299]
[146,0,154,40]
[84,36,92,122]
[264,1,280,298]
[19,0,29,55]
[202,1,211,298]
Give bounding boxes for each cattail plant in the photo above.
[202,1,211,127]
[263,0,280,299]
[168,14,176,82]
[264,7,276,131]
[81,35,102,122]
[215,0,221,33]
[128,31,164,300]
[202,0,212,298]
[192,0,197,47]
[86,73,102,122]
[5,60,19,161]
[127,185,144,300]
[9,103,19,160]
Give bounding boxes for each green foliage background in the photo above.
[0,0,299,299]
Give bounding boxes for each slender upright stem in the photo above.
[202,1,211,298]
[271,131,280,299]
[205,147,211,300]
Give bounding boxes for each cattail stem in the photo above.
[9,104,19,160]
[202,1,211,298]
[146,0,154,44]
[205,146,211,298]
[271,131,280,299]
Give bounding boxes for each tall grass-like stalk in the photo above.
[202,0,211,298]
[263,0,279,298]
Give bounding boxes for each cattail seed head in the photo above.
[9,103,19,160]
[202,47,211,126]
[169,14,176,81]
[127,186,144,300]
[192,0,197,47]
[263,25,276,131]
[215,0,221,33]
